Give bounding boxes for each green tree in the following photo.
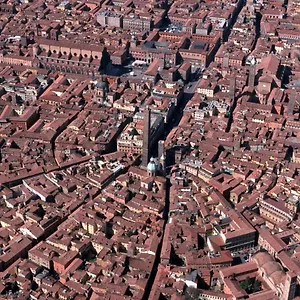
[240,277,261,294]
[252,279,261,293]
[240,276,251,292]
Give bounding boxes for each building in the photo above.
[259,198,295,228]
[117,110,164,163]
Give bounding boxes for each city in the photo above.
[0,0,299,299]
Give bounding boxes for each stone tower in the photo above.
[158,140,164,161]
[158,140,166,175]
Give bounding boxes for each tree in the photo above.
[240,276,251,291]
[240,277,261,294]
[252,279,261,293]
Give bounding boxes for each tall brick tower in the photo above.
[288,89,296,116]
[229,76,236,102]
[142,106,151,168]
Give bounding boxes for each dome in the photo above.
[270,270,285,285]
[96,80,108,90]
[147,157,157,173]
[253,251,273,267]
[261,261,283,277]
